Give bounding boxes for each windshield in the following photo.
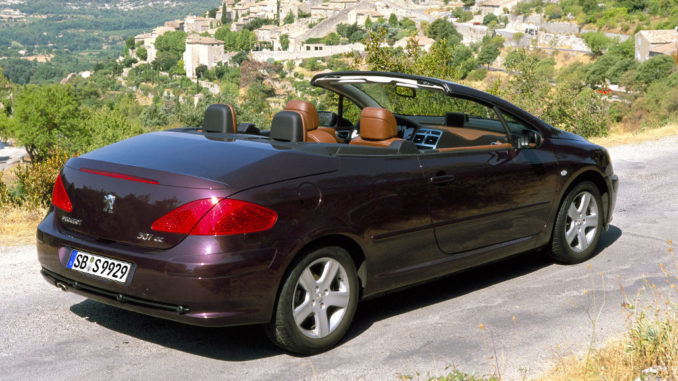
[350,83,455,117]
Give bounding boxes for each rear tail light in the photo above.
[52,174,73,212]
[151,198,277,236]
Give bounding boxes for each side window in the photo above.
[429,97,512,152]
[447,97,506,135]
[500,110,535,136]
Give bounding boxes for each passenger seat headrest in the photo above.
[285,100,319,131]
[270,111,304,142]
[204,104,237,133]
[359,107,398,140]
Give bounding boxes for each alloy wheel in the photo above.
[292,257,350,339]
[564,191,599,253]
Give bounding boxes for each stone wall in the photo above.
[250,43,365,61]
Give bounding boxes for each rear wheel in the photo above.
[550,181,603,264]
[265,246,359,354]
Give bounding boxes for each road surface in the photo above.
[1,136,676,380]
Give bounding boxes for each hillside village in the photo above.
[128,0,678,79]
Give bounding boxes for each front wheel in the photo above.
[265,246,359,354]
[550,181,604,264]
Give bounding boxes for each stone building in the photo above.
[635,29,678,62]
[184,16,212,34]
[183,35,225,79]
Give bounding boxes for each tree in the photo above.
[634,55,675,87]
[125,36,136,50]
[365,16,373,29]
[152,51,179,72]
[208,7,218,19]
[154,31,187,58]
[463,0,475,6]
[581,32,611,56]
[427,18,462,45]
[280,34,289,51]
[283,11,294,25]
[389,13,398,26]
[3,84,83,161]
[482,13,498,25]
[452,7,473,22]
[195,64,208,79]
[221,3,228,24]
[544,4,562,19]
[136,46,148,61]
[477,43,500,67]
[503,48,550,115]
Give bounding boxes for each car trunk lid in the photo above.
[56,131,338,249]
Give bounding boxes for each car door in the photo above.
[418,101,559,255]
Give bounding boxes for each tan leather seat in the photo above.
[349,107,402,148]
[285,100,337,143]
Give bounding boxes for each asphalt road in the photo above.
[1,136,677,380]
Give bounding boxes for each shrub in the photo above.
[12,150,72,208]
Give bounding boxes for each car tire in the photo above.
[550,181,604,264]
[265,246,359,354]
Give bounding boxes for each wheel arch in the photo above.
[560,169,610,225]
[269,233,367,322]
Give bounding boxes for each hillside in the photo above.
[0,0,220,84]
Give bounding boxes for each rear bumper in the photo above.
[37,211,281,327]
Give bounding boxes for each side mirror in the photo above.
[513,130,543,149]
[318,111,338,127]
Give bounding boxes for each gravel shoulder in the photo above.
[1,136,677,380]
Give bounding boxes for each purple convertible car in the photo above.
[38,71,618,354]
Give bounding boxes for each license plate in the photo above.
[66,249,132,283]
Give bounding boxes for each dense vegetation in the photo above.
[514,0,678,32]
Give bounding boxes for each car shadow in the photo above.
[68,225,622,360]
[69,300,280,361]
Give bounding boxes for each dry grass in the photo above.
[0,206,46,246]
[536,242,678,381]
[589,123,678,148]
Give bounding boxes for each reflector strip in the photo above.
[81,168,159,185]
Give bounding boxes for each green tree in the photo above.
[283,11,295,24]
[221,3,228,24]
[136,46,148,61]
[477,43,500,67]
[152,51,179,72]
[503,48,550,115]
[195,64,208,79]
[582,32,611,56]
[155,30,187,57]
[483,13,498,25]
[544,3,562,19]
[427,18,462,45]
[634,55,675,87]
[389,13,398,26]
[452,7,473,22]
[4,84,83,161]
[208,7,218,18]
[463,0,475,6]
[280,34,289,50]
[125,36,136,50]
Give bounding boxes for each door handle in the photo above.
[429,174,456,185]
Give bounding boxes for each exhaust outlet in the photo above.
[56,282,68,291]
